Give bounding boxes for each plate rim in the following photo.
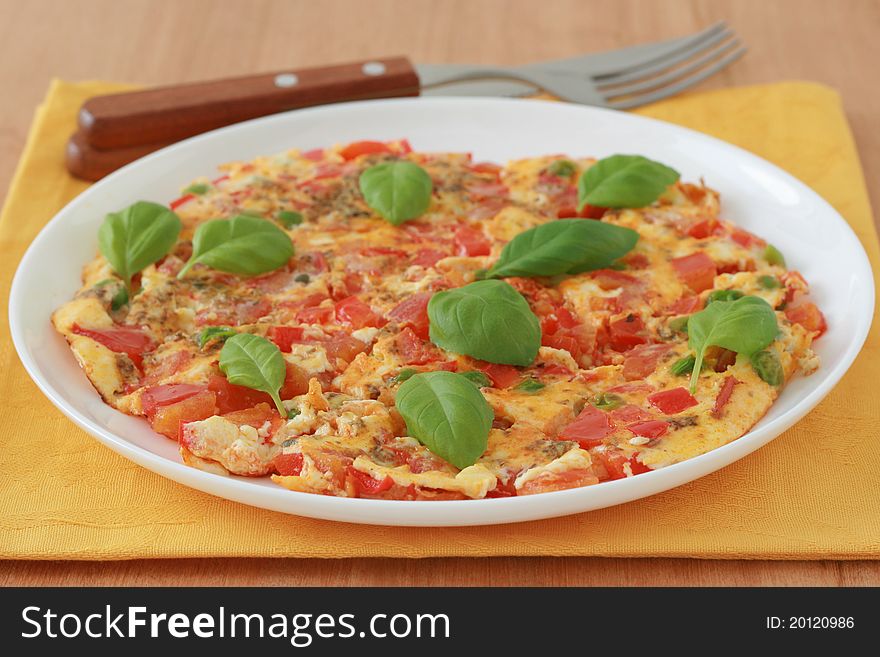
[8,96,875,527]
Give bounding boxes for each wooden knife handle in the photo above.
[78,56,420,150]
[66,130,172,181]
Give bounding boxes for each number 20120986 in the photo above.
[766,617,855,629]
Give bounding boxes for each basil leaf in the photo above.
[670,355,697,377]
[758,275,781,289]
[514,378,544,393]
[668,316,690,333]
[546,159,576,178]
[764,244,786,267]
[591,392,623,411]
[706,289,743,305]
[428,280,541,366]
[198,326,237,349]
[98,201,182,288]
[395,371,493,469]
[178,214,294,278]
[751,350,784,386]
[687,295,779,393]
[390,368,418,384]
[359,161,433,225]
[110,286,129,311]
[486,218,639,279]
[218,334,287,416]
[578,154,679,209]
[459,371,492,387]
[184,183,210,195]
[276,210,303,228]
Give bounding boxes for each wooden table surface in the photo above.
[1,0,878,586]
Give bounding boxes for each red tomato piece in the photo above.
[608,314,648,352]
[222,402,280,429]
[609,404,653,424]
[591,268,639,290]
[339,140,393,160]
[273,452,304,476]
[433,360,458,372]
[484,477,518,498]
[280,362,310,400]
[579,204,606,219]
[542,333,582,360]
[622,252,650,269]
[412,248,447,268]
[71,324,156,368]
[666,295,703,315]
[559,406,613,448]
[266,326,306,352]
[346,466,395,496]
[150,390,217,440]
[477,362,522,389]
[713,348,737,372]
[360,246,408,258]
[324,333,368,365]
[712,376,740,418]
[593,449,651,481]
[671,252,717,293]
[626,420,669,440]
[169,193,194,210]
[469,162,503,177]
[622,343,672,380]
[335,296,387,329]
[647,387,698,414]
[785,301,827,337]
[296,304,333,325]
[395,327,440,365]
[388,292,432,340]
[141,384,206,418]
[686,219,718,239]
[300,148,324,161]
[453,224,491,257]
[730,227,766,248]
[208,376,273,414]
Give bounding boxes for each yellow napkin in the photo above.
[1,80,878,560]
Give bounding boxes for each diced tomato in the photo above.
[686,219,718,239]
[280,362,310,399]
[591,268,639,290]
[712,376,739,418]
[296,304,334,325]
[346,466,395,496]
[395,327,440,365]
[360,246,407,258]
[607,382,655,395]
[434,360,458,372]
[559,406,613,448]
[713,348,737,372]
[622,343,672,380]
[141,384,206,418]
[335,296,387,329]
[556,202,606,219]
[71,324,156,368]
[211,174,230,185]
[266,326,306,352]
[324,333,369,365]
[301,148,324,161]
[465,181,508,199]
[542,333,582,360]
[169,193,194,210]
[666,295,703,315]
[468,162,502,177]
[339,140,393,160]
[273,452,304,476]
[329,272,364,301]
[453,224,491,257]
[622,252,650,269]
[730,227,765,248]
[208,376,273,414]
[231,298,272,325]
[647,387,698,414]
[397,139,413,154]
[626,420,669,440]
[785,301,827,337]
[608,314,648,351]
[541,364,573,377]
[609,404,652,424]
[296,251,329,274]
[592,449,651,481]
[150,390,217,440]
[412,248,447,268]
[388,292,432,340]
[671,252,717,293]
[222,403,281,431]
[485,477,518,498]
[517,468,599,495]
[477,362,521,389]
[139,349,193,388]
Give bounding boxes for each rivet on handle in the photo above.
[274,73,299,88]
[362,61,386,76]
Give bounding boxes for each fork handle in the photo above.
[78,56,420,150]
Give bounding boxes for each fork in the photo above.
[418,22,746,107]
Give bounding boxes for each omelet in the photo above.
[53,141,825,500]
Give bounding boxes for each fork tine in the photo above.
[599,39,741,97]
[531,22,730,77]
[607,47,747,110]
[595,27,735,86]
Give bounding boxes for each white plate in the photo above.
[9,98,874,526]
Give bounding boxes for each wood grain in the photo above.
[0,0,877,586]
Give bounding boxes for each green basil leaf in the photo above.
[98,201,182,288]
[668,316,690,333]
[486,219,639,279]
[758,275,781,289]
[395,371,493,469]
[359,161,433,225]
[178,214,294,278]
[184,183,210,195]
[110,286,129,311]
[514,377,544,393]
[670,355,696,376]
[459,371,492,387]
[428,280,541,366]
[546,159,577,178]
[751,349,784,386]
[390,368,418,384]
[578,154,679,209]
[764,244,786,267]
[218,333,287,416]
[706,289,743,305]
[590,392,623,411]
[276,210,303,228]
[687,295,779,393]
[198,326,237,349]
